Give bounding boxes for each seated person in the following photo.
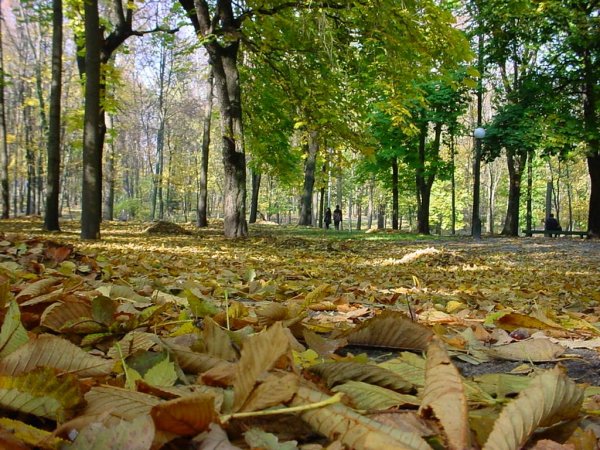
[544,213,562,236]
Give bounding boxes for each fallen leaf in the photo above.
[419,337,470,450]
[483,367,584,450]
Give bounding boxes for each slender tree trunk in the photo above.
[25,106,35,215]
[81,0,102,239]
[566,164,573,231]
[0,5,8,218]
[367,176,374,229]
[249,170,261,223]
[44,0,62,230]
[299,131,318,225]
[197,68,213,227]
[319,186,325,228]
[377,203,385,229]
[501,151,527,236]
[472,33,484,239]
[103,115,116,221]
[450,132,456,235]
[525,151,533,235]
[391,156,399,230]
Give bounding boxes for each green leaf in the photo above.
[144,357,177,387]
[0,300,29,357]
[0,367,84,421]
[244,428,298,450]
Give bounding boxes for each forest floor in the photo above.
[1,217,600,448]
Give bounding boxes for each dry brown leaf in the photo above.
[529,440,574,450]
[168,344,234,375]
[343,311,432,351]
[15,278,62,301]
[303,329,347,357]
[483,367,584,450]
[0,334,113,377]
[310,361,413,392]
[240,372,299,412]
[232,322,290,412]
[85,385,161,416]
[419,337,470,450]
[486,338,565,362]
[40,299,94,333]
[151,393,219,436]
[203,318,238,362]
[292,384,432,450]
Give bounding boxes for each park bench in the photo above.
[522,229,588,238]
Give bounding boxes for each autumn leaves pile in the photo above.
[0,230,598,449]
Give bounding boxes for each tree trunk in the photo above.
[391,156,399,230]
[212,45,247,237]
[588,154,600,237]
[450,132,456,235]
[81,0,102,239]
[367,176,374,229]
[501,151,526,236]
[525,151,533,235]
[103,115,115,221]
[377,203,385,229]
[583,48,600,237]
[197,67,213,227]
[0,5,8,218]
[249,170,261,224]
[319,186,325,228]
[44,0,62,231]
[299,131,318,226]
[416,122,437,235]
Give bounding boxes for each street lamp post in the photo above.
[472,127,485,239]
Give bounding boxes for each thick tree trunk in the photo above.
[391,156,399,230]
[501,151,526,236]
[249,170,261,224]
[44,0,62,231]
[299,131,318,225]
[81,0,102,239]
[583,49,600,237]
[216,46,247,238]
[415,123,437,235]
[197,68,213,227]
[588,154,600,237]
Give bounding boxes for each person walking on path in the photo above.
[324,207,332,229]
[333,205,342,230]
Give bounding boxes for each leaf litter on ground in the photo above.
[0,219,599,449]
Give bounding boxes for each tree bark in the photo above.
[197,67,213,227]
[391,156,399,230]
[583,48,600,237]
[0,5,9,218]
[299,131,318,225]
[44,0,63,231]
[103,115,116,221]
[249,170,261,224]
[81,0,102,239]
[501,151,527,236]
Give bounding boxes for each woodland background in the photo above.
[0,0,597,239]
